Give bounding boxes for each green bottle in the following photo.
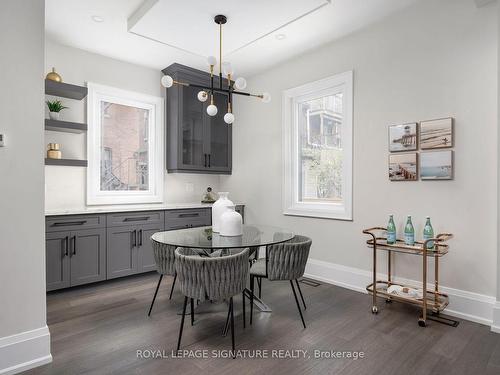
[423,216,434,250]
[404,215,415,245]
[387,215,396,244]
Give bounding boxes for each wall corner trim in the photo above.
[0,326,52,375]
[304,258,496,329]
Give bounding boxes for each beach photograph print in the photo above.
[420,150,453,180]
[389,123,417,152]
[420,117,453,149]
[389,153,417,181]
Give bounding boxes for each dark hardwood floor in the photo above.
[24,273,500,375]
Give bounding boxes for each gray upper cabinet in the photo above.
[163,63,232,174]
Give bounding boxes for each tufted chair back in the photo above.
[175,247,249,302]
[266,235,312,281]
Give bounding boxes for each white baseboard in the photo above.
[304,258,496,328]
[0,326,52,375]
[491,301,500,333]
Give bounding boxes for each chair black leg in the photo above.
[147,274,163,317]
[222,300,231,336]
[169,273,177,300]
[190,298,194,326]
[230,297,235,357]
[250,275,255,325]
[242,292,246,329]
[290,280,306,329]
[177,296,188,351]
[257,277,262,299]
[295,279,306,310]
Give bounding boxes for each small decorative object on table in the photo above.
[46,99,68,120]
[219,205,243,236]
[47,143,62,159]
[212,192,234,233]
[201,186,217,203]
[45,67,62,82]
[362,226,455,328]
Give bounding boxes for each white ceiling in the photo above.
[45,0,419,77]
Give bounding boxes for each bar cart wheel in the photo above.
[418,318,427,327]
[371,306,378,314]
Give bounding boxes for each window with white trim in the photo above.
[87,83,164,205]
[282,71,353,220]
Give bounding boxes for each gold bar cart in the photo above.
[362,227,453,327]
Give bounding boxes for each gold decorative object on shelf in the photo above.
[46,67,62,82]
[201,187,217,203]
[47,143,62,159]
[362,227,454,328]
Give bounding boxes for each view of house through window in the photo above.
[100,102,149,191]
[298,93,343,203]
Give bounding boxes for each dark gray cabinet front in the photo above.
[137,224,162,273]
[107,225,137,279]
[163,63,232,174]
[70,228,106,286]
[46,231,71,291]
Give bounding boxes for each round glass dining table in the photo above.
[151,224,295,315]
[151,224,294,250]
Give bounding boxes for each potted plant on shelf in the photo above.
[46,100,68,120]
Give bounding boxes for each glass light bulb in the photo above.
[197,91,208,102]
[234,77,247,90]
[222,62,234,75]
[161,75,174,88]
[261,92,271,103]
[207,104,218,116]
[207,55,217,66]
[224,112,235,124]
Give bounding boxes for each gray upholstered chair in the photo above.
[249,235,312,328]
[148,240,178,316]
[175,247,249,355]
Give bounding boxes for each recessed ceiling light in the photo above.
[91,15,104,23]
[275,34,287,40]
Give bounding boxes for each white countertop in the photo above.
[45,202,244,216]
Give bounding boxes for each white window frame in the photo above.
[87,82,164,205]
[282,71,353,220]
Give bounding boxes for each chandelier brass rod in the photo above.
[174,81,259,97]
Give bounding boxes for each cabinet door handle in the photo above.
[64,236,69,257]
[132,230,137,247]
[138,229,143,246]
[53,220,87,227]
[178,213,199,218]
[204,154,207,168]
[72,236,76,256]
[123,217,149,222]
[208,154,211,167]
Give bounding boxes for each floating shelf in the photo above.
[45,79,88,100]
[45,158,88,167]
[45,119,87,134]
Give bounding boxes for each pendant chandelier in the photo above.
[161,15,271,125]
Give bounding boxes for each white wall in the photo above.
[222,0,497,303]
[44,40,220,212]
[0,0,51,373]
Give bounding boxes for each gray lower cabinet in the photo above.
[46,228,105,291]
[106,222,164,279]
[106,225,137,279]
[46,231,71,291]
[46,206,244,290]
[70,228,106,286]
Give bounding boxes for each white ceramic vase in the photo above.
[49,111,60,120]
[212,192,234,233]
[219,206,243,236]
